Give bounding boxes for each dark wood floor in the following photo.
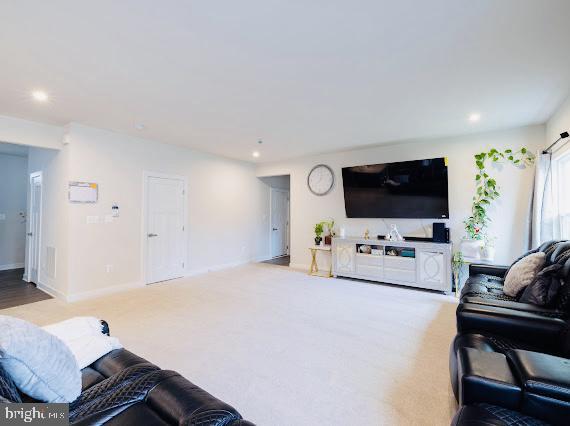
[261,255,290,266]
[0,268,52,310]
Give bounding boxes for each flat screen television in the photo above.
[342,157,449,218]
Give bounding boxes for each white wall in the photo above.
[257,125,545,268]
[26,146,70,297]
[0,115,64,150]
[547,93,570,148]
[0,154,28,270]
[64,124,270,299]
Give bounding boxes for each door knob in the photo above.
[272,228,278,231]
[147,233,158,238]
[27,232,33,236]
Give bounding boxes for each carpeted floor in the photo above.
[1,263,458,425]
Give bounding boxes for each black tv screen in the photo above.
[342,157,449,218]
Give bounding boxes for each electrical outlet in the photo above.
[105,264,113,273]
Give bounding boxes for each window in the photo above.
[554,149,570,239]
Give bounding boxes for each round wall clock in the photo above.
[307,164,335,196]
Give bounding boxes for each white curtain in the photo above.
[530,152,557,247]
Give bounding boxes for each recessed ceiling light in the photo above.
[31,90,49,102]
[468,113,481,123]
[252,151,260,158]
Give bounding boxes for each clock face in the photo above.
[308,164,334,196]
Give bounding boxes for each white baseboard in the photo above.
[37,281,66,300]
[185,259,252,277]
[0,262,25,271]
[66,281,144,303]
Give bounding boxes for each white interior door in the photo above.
[271,189,289,258]
[145,175,185,284]
[28,173,42,284]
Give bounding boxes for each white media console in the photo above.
[331,236,453,293]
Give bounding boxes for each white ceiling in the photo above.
[1,1,569,163]
[0,142,28,157]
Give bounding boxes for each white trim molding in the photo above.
[0,263,25,271]
[66,281,144,303]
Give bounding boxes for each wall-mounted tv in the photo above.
[342,157,449,218]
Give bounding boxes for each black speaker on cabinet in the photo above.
[433,222,448,243]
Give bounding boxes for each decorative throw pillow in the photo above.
[0,364,22,402]
[503,252,546,297]
[0,316,81,403]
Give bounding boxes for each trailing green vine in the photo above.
[464,147,535,240]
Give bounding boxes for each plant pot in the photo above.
[481,246,496,262]
[315,236,322,246]
[324,235,332,246]
[460,238,484,260]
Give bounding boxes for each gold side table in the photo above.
[309,245,332,277]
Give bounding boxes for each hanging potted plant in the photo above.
[314,222,324,246]
[462,147,534,259]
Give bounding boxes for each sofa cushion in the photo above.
[0,315,81,403]
[503,253,545,297]
[70,364,165,424]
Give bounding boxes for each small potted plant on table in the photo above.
[314,222,324,246]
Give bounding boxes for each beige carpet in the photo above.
[1,263,458,425]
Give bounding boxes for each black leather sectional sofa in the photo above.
[449,243,570,426]
[20,321,254,426]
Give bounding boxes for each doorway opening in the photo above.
[260,175,290,267]
[0,141,51,309]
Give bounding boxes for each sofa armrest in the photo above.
[507,350,570,425]
[469,263,509,278]
[457,303,567,353]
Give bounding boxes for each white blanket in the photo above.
[43,317,122,369]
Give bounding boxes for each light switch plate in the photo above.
[0,213,6,221]
[86,215,99,224]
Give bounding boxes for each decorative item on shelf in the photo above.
[371,248,382,256]
[321,219,335,245]
[307,164,335,196]
[385,224,404,241]
[452,251,465,297]
[358,244,372,254]
[463,146,535,253]
[363,229,370,239]
[386,248,398,256]
[314,222,324,246]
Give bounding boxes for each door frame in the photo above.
[141,171,188,285]
[25,171,43,283]
[269,187,290,259]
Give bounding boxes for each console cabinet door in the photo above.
[335,243,355,274]
[418,250,445,290]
